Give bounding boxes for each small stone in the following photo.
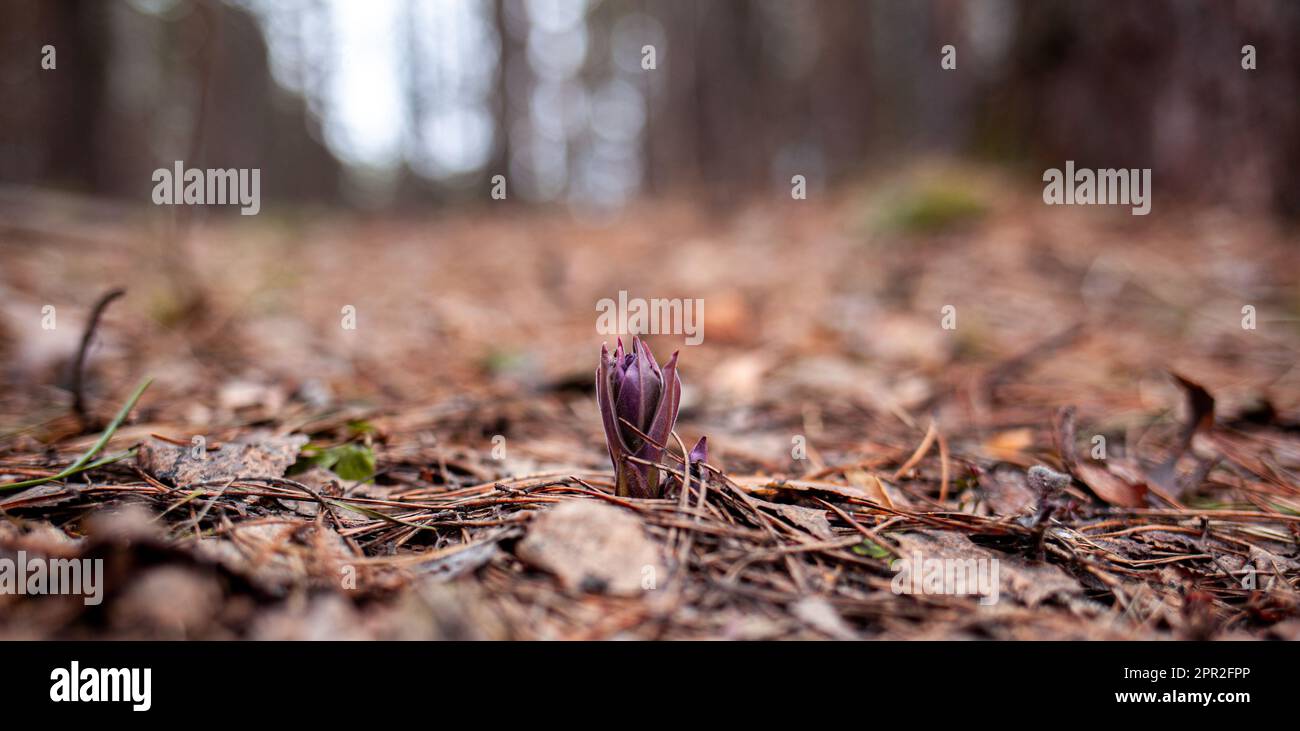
[516,500,663,596]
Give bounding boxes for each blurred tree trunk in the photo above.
[996,0,1300,213]
[0,0,110,192]
[489,0,525,197]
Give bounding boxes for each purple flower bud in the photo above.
[596,337,681,498]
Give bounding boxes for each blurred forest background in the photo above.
[3,0,1300,215]
[3,1,1300,642]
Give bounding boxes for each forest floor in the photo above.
[1,165,1299,639]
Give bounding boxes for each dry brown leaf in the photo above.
[979,463,1037,516]
[982,428,1035,462]
[892,530,1084,608]
[1055,404,1148,507]
[791,597,858,640]
[754,499,834,539]
[516,500,663,596]
[137,431,309,487]
[845,468,894,509]
[1073,461,1147,508]
[733,475,874,502]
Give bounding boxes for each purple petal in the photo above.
[688,436,708,467]
[615,357,645,445]
[635,337,665,384]
[596,344,631,464]
[638,350,681,461]
[634,342,662,430]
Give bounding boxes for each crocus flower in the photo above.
[596,337,681,498]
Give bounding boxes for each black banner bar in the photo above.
[0,641,1289,720]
